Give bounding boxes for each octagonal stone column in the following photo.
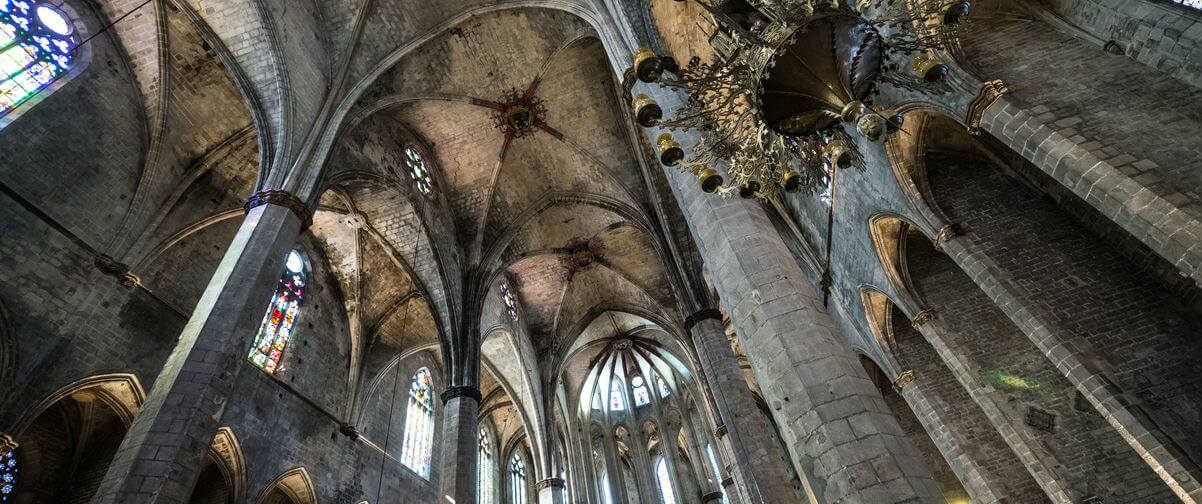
[634,81,943,504]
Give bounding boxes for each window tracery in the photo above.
[404,146,435,197]
[609,377,625,411]
[500,282,518,321]
[655,457,677,504]
[479,427,494,504]
[509,452,527,504]
[631,376,650,407]
[706,444,730,504]
[401,367,435,478]
[248,250,305,374]
[0,448,15,501]
[0,0,76,116]
[657,376,671,398]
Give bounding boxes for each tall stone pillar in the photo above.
[688,311,798,504]
[636,81,943,503]
[537,478,566,504]
[439,386,481,504]
[92,193,309,503]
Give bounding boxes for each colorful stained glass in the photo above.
[631,376,650,407]
[656,458,677,504]
[657,376,671,398]
[0,448,14,501]
[500,282,518,321]
[479,428,494,504]
[401,367,435,478]
[1171,0,1200,8]
[404,146,434,197]
[248,250,306,374]
[609,378,625,411]
[0,0,75,117]
[706,445,730,504]
[510,453,527,504]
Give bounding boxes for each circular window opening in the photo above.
[36,5,72,35]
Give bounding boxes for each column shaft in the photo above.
[439,388,481,504]
[92,203,304,503]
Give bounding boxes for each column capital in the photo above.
[244,190,312,229]
[702,491,725,502]
[892,370,916,393]
[685,308,723,330]
[0,433,17,454]
[536,477,566,490]
[440,385,482,405]
[714,424,728,438]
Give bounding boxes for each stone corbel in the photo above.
[702,491,725,502]
[244,190,313,230]
[932,223,959,252]
[714,424,728,439]
[911,309,935,330]
[964,79,1008,135]
[93,253,141,288]
[892,370,916,393]
[535,478,566,490]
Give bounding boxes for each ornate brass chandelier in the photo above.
[627,0,971,199]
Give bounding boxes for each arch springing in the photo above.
[0,1,77,117]
[400,367,435,478]
[509,452,527,504]
[655,457,677,504]
[248,250,306,373]
[404,146,435,197]
[631,376,650,407]
[478,427,494,504]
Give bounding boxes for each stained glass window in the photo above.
[510,453,527,504]
[0,1,76,117]
[631,376,650,407]
[500,282,518,321]
[706,444,730,504]
[404,146,435,197]
[401,367,435,478]
[657,376,671,398]
[479,428,494,504]
[655,458,677,504]
[0,448,15,501]
[1171,0,1200,8]
[609,378,625,411]
[248,250,306,374]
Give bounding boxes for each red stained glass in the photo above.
[248,251,306,374]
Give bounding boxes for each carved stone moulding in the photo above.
[535,477,566,490]
[244,189,313,230]
[964,79,1008,135]
[440,385,483,404]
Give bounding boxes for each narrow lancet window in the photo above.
[631,376,650,407]
[656,457,677,504]
[479,427,494,503]
[248,250,306,373]
[510,453,527,504]
[401,367,435,478]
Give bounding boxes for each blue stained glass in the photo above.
[500,282,518,321]
[0,0,75,116]
[1171,0,1200,8]
[0,449,14,498]
[657,376,671,397]
[404,146,435,197]
[248,250,305,374]
[656,458,677,504]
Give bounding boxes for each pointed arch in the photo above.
[256,467,317,504]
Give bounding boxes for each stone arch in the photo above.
[188,427,246,504]
[9,373,144,503]
[256,467,318,504]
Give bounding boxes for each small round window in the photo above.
[404,146,435,198]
